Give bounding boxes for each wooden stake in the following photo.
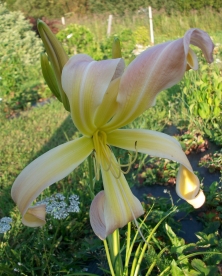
[107,15,113,37]
[61,17,65,25]
[148,6,154,45]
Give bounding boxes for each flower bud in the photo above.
[37,20,70,111]
[112,37,122,59]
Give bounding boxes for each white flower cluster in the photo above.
[0,217,12,233]
[36,193,80,220]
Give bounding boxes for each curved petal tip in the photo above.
[176,165,205,209]
[90,190,144,240]
[22,205,46,227]
[186,189,205,209]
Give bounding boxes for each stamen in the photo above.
[118,141,138,174]
[93,152,100,181]
[92,131,138,180]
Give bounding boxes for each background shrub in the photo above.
[56,24,103,59]
[3,0,222,18]
[0,3,46,112]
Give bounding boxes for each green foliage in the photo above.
[100,29,136,61]
[2,0,222,20]
[199,150,222,173]
[175,130,208,155]
[165,223,222,276]
[4,0,66,18]
[0,3,46,112]
[135,157,179,186]
[0,101,101,274]
[149,0,222,14]
[181,63,222,145]
[56,24,103,59]
[56,24,137,62]
[133,26,149,46]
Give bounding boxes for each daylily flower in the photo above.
[11,28,214,240]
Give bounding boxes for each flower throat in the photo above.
[92,130,137,180]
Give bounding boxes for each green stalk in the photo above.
[130,242,142,276]
[124,205,154,274]
[103,240,115,276]
[107,230,123,275]
[158,266,170,276]
[87,155,95,200]
[134,207,177,276]
[126,222,131,257]
[123,222,131,275]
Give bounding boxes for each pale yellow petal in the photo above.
[103,29,214,132]
[176,165,205,208]
[11,136,93,227]
[94,78,120,128]
[90,164,144,240]
[62,54,124,136]
[107,129,204,208]
[186,48,198,70]
[107,129,184,165]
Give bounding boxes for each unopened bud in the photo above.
[112,37,122,59]
[37,20,70,111]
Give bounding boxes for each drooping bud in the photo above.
[112,37,122,58]
[37,20,70,111]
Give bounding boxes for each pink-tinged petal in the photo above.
[90,191,106,239]
[11,136,93,227]
[103,29,214,132]
[107,129,204,208]
[90,165,144,240]
[62,54,124,136]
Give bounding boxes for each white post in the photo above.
[148,6,154,45]
[61,17,65,25]
[107,15,113,37]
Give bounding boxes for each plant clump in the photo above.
[0,3,45,113]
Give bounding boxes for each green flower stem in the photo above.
[134,207,177,276]
[124,205,154,275]
[107,229,123,275]
[130,242,142,276]
[158,266,170,276]
[87,155,95,200]
[124,221,131,275]
[103,239,115,276]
